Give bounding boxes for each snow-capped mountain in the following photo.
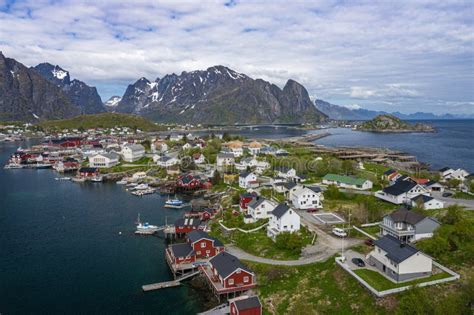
[33,63,105,114]
[115,65,327,124]
[104,96,122,108]
[0,52,79,121]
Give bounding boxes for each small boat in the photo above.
[116,180,127,185]
[30,163,52,169]
[135,214,159,234]
[126,182,138,188]
[165,197,183,207]
[4,163,24,169]
[55,177,71,181]
[72,177,86,183]
[90,175,103,182]
[135,183,149,190]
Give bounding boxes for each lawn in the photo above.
[353,269,451,291]
[452,191,474,200]
[359,225,380,238]
[210,221,313,260]
[245,258,388,314]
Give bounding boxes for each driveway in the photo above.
[432,192,474,210]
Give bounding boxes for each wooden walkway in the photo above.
[142,270,201,292]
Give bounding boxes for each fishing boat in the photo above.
[55,177,71,181]
[131,188,156,196]
[135,214,159,235]
[4,163,24,169]
[90,175,103,182]
[164,196,188,208]
[135,183,149,190]
[116,179,127,185]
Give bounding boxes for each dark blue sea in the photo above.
[0,140,203,314]
[0,119,472,313]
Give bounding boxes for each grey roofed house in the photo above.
[439,167,451,172]
[124,143,144,152]
[308,186,322,193]
[373,235,419,263]
[209,252,253,278]
[174,217,203,227]
[187,230,224,247]
[101,152,120,159]
[232,296,262,312]
[239,171,253,178]
[283,182,297,190]
[169,243,195,258]
[247,196,267,209]
[388,208,427,225]
[384,168,396,175]
[382,180,417,196]
[411,195,434,204]
[217,153,234,159]
[271,203,290,219]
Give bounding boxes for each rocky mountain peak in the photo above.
[34,62,71,86]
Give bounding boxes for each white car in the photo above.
[332,227,347,238]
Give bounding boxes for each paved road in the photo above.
[227,210,362,266]
[432,192,474,210]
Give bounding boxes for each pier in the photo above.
[142,270,201,292]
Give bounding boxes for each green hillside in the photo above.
[37,113,167,132]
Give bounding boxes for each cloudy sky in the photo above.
[1,0,473,115]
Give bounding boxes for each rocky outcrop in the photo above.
[357,114,435,133]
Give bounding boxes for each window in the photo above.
[206,250,210,254]
[228,279,234,285]
[201,242,206,248]
[197,251,201,255]
[243,276,249,283]
[236,270,241,274]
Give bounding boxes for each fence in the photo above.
[218,220,268,234]
[335,257,460,297]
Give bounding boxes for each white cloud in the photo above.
[343,104,362,110]
[0,0,472,114]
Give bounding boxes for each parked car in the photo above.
[306,208,318,213]
[364,239,374,246]
[332,227,347,237]
[442,192,453,197]
[351,258,365,267]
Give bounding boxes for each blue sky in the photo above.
[0,0,473,115]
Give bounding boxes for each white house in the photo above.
[247,141,262,155]
[267,203,301,240]
[89,152,120,168]
[368,235,433,282]
[216,153,235,167]
[277,167,297,179]
[439,167,470,182]
[121,144,145,162]
[290,186,323,210]
[424,180,445,193]
[375,180,430,205]
[151,140,168,153]
[192,153,205,164]
[380,208,440,242]
[236,157,259,170]
[154,155,180,167]
[239,172,258,189]
[247,197,277,222]
[169,133,184,142]
[182,142,192,150]
[322,174,373,190]
[411,195,444,210]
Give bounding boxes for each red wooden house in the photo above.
[174,217,206,234]
[184,208,214,221]
[201,252,256,296]
[166,243,196,265]
[229,296,262,315]
[78,167,99,178]
[187,230,224,259]
[177,174,202,190]
[239,192,257,212]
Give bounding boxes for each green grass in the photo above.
[38,113,166,132]
[359,225,380,238]
[246,258,388,314]
[452,192,474,200]
[353,269,451,291]
[210,220,313,260]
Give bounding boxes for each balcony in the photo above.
[380,224,415,237]
[200,265,256,294]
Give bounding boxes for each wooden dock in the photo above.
[142,270,201,292]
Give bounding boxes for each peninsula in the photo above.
[356,114,435,133]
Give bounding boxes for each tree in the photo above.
[448,178,461,189]
[342,160,355,175]
[211,170,222,185]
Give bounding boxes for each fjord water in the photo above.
[0,141,202,314]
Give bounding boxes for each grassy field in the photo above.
[353,269,451,291]
[209,220,313,260]
[246,258,388,314]
[453,191,474,200]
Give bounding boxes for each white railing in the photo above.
[218,220,268,234]
[335,257,460,297]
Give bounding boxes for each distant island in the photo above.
[356,114,435,133]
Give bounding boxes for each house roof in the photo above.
[232,296,262,311]
[387,208,426,225]
[79,167,98,173]
[373,235,419,263]
[187,230,224,247]
[411,195,434,204]
[323,174,368,186]
[283,182,297,190]
[93,152,119,160]
[439,167,451,172]
[124,144,144,152]
[170,243,194,258]
[209,252,252,278]
[240,171,255,178]
[384,169,396,175]
[271,203,291,219]
[308,186,322,193]
[247,196,267,209]
[248,141,262,148]
[174,217,202,227]
[382,180,418,196]
[217,153,234,159]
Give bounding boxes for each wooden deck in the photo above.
[142,270,201,292]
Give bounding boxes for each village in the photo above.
[2,124,474,314]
